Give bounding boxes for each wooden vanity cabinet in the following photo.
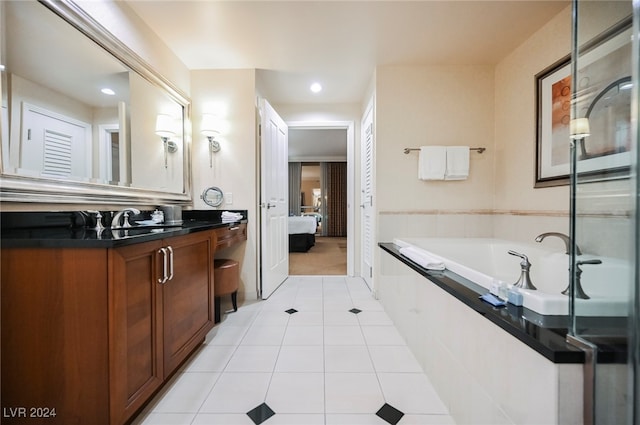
[1,247,111,425]
[109,239,164,424]
[109,230,216,424]
[215,222,247,249]
[160,231,216,373]
[1,229,217,425]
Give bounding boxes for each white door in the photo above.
[360,100,374,288]
[20,103,91,179]
[259,99,289,299]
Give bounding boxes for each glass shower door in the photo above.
[570,0,635,423]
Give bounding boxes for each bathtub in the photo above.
[394,237,629,316]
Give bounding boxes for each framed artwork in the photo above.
[535,18,632,187]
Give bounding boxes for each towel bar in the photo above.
[403,147,486,154]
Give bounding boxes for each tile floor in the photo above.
[132,276,455,425]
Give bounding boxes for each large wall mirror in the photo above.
[0,0,192,204]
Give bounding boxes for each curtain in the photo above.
[288,162,302,216]
[325,162,347,237]
[320,162,328,236]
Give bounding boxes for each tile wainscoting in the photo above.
[378,251,583,424]
[378,209,630,259]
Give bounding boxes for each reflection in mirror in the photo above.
[0,0,191,202]
[583,76,631,160]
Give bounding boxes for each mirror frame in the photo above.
[0,0,193,205]
[202,186,224,207]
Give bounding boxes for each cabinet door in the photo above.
[109,240,164,425]
[1,247,110,425]
[162,231,215,374]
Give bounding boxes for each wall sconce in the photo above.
[201,114,221,168]
[570,118,590,159]
[155,114,177,168]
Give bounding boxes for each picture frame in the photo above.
[535,18,632,188]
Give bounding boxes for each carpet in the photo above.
[289,236,347,275]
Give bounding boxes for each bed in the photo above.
[288,215,317,252]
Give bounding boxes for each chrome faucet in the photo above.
[86,210,105,232]
[562,259,601,299]
[508,250,537,290]
[111,208,141,229]
[535,232,582,255]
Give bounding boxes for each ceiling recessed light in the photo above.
[310,82,322,93]
[101,88,115,95]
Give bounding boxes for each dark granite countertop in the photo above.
[1,210,248,248]
[380,242,620,364]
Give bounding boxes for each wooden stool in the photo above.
[214,259,239,323]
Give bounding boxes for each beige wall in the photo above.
[375,65,495,213]
[494,3,633,257]
[191,69,258,300]
[374,3,632,261]
[274,103,361,125]
[494,6,571,213]
[374,7,572,248]
[372,7,573,261]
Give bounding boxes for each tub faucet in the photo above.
[508,250,537,290]
[535,232,582,255]
[111,208,141,229]
[562,259,601,299]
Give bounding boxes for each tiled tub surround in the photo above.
[379,243,584,425]
[377,209,631,260]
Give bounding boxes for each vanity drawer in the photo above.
[215,223,247,249]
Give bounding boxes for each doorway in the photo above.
[289,161,348,275]
[287,123,354,276]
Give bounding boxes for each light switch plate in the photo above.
[225,192,233,204]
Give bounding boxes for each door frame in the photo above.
[287,120,355,276]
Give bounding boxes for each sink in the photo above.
[133,219,183,228]
[105,223,184,240]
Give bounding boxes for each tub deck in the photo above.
[379,242,626,364]
[394,237,629,316]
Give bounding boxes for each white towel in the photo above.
[221,211,243,222]
[418,146,446,180]
[393,238,412,249]
[445,146,470,180]
[399,246,445,271]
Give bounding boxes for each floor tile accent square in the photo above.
[376,403,404,425]
[349,308,362,314]
[285,308,298,314]
[246,403,275,425]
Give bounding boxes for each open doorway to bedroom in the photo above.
[288,127,349,275]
